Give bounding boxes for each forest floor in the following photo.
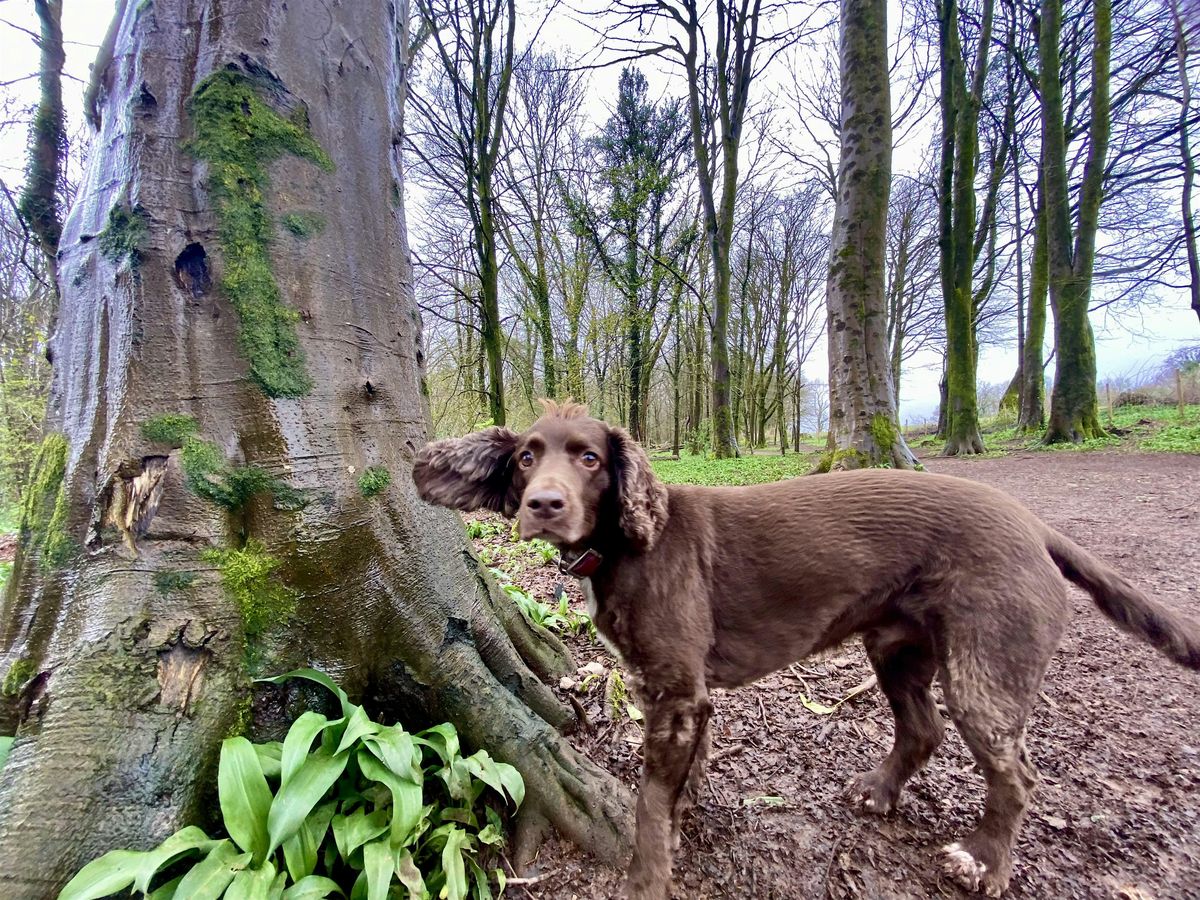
[468,447,1200,900]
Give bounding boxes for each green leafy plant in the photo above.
[60,669,522,900]
[357,467,391,498]
[0,735,12,773]
[464,520,505,541]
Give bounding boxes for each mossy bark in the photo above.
[0,2,630,894]
[1041,0,1110,443]
[17,0,65,287]
[823,0,917,471]
[936,0,993,457]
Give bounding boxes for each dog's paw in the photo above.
[940,842,1008,897]
[845,769,899,816]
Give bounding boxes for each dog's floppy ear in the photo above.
[608,426,669,551]
[413,426,521,516]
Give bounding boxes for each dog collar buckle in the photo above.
[559,548,603,578]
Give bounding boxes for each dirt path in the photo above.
[513,451,1200,900]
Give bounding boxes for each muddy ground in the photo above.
[477,450,1200,900]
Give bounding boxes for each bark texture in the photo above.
[824,0,916,471]
[0,2,630,894]
[17,0,66,287]
[936,0,993,456]
[1041,0,1109,443]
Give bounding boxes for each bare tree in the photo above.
[407,0,518,425]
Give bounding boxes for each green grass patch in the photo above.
[186,69,333,398]
[977,404,1199,455]
[1140,420,1200,454]
[652,452,819,486]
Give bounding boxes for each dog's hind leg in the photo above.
[672,713,711,850]
[626,689,712,900]
[847,622,943,815]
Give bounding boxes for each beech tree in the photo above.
[824,0,917,469]
[0,1,630,892]
[1040,0,1110,442]
[407,0,518,426]
[936,0,995,455]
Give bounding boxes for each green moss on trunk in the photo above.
[97,203,149,269]
[202,541,296,637]
[186,70,333,398]
[21,432,73,569]
[281,211,326,238]
[2,658,35,697]
[141,413,199,446]
[180,436,305,511]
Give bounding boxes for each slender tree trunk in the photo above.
[823,0,916,471]
[1042,0,1109,442]
[18,0,65,289]
[1170,0,1200,322]
[710,239,738,457]
[533,231,557,398]
[1018,184,1048,431]
[0,3,630,892]
[478,184,507,425]
[1002,155,1025,414]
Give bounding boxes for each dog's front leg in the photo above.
[626,691,712,900]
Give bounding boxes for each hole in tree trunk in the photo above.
[174,243,211,297]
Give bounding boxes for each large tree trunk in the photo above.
[1041,0,1109,443]
[824,0,917,471]
[0,2,630,893]
[936,0,992,456]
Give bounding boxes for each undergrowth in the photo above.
[975,404,1199,455]
[652,452,818,486]
[60,669,522,900]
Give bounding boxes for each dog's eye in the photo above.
[519,450,534,468]
[580,451,599,467]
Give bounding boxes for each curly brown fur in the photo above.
[412,425,519,515]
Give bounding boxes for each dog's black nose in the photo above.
[525,489,566,517]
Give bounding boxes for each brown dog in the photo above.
[412,401,1200,898]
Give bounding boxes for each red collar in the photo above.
[559,548,603,578]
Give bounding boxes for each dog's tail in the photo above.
[1045,529,1200,670]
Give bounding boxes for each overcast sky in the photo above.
[1,1,1196,423]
